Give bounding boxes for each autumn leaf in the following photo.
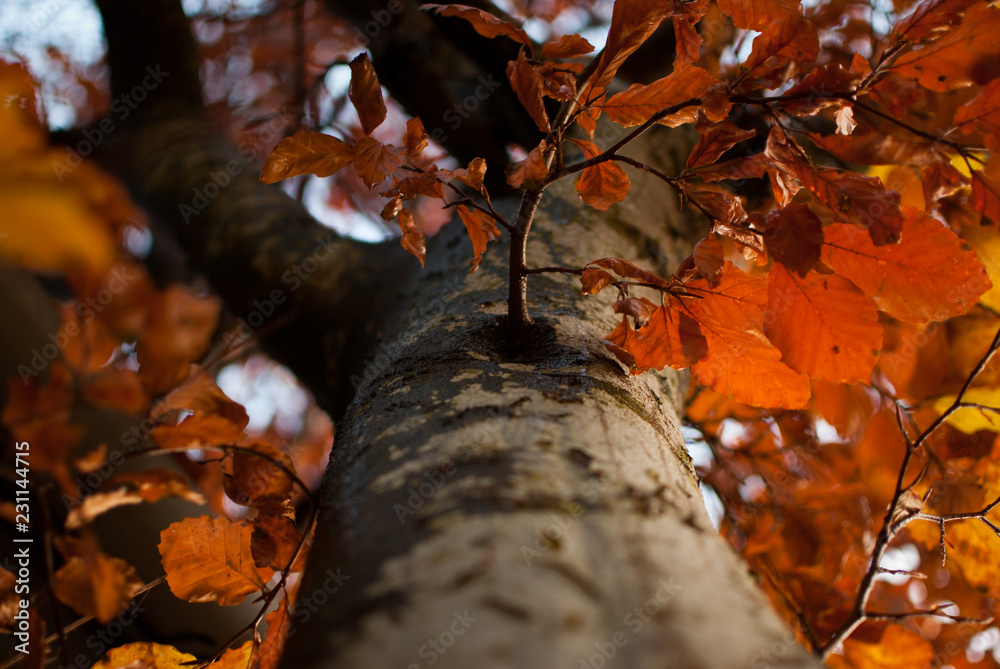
[601,65,718,128]
[764,264,882,383]
[421,4,531,46]
[159,515,265,605]
[740,13,818,83]
[352,136,406,188]
[589,257,673,290]
[223,441,295,512]
[686,114,755,170]
[52,550,143,624]
[65,470,205,529]
[259,131,353,183]
[216,641,255,669]
[151,413,247,450]
[604,298,707,372]
[821,208,990,323]
[891,2,1000,91]
[505,140,549,189]
[971,154,1000,225]
[349,53,388,135]
[252,598,294,669]
[717,0,800,31]
[761,203,823,277]
[570,139,630,210]
[579,267,615,295]
[693,235,724,286]
[541,34,594,59]
[397,208,426,266]
[507,48,549,133]
[686,263,811,409]
[252,514,306,571]
[91,643,197,669]
[404,117,429,159]
[152,364,249,428]
[456,205,500,273]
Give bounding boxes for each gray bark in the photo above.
[81,1,824,666]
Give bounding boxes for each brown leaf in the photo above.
[159,515,265,605]
[252,598,294,669]
[259,131,353,184]
[349,53,387,135]
[52,551,143,624]
[223,441,295,512]
[764,264,882,383]
[717,0,800,30]
[955,79,1000,151]
[541,34,594,59]
[601,65,718,128]
[251,514,306,572]
[589,257,673,290]
[506,48,550,133]
[762,203,824,277]
[151,413,246,451]
[404,117,429,158]
[740,13,818,84]
[152,364,249,429]
[456,205,500,273]
[972,154,1000,225]
[686,113,755,170]
[570,139,630,210]
[65,470,204,529]
[352,136,405,188]
[397,208,426,266]
[891,3,1000,91]
[448,157,487,192]
[693,235,724,286]
[822,207,990,323]
[505,140,549,189]
[137,286,221,394]
[421,4,531,46]
[580,267,615,294]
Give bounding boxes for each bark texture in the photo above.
[86,2,824,667]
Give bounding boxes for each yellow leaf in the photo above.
[92,642,197,669]
[934,388,1000,434]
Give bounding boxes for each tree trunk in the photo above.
[85,2,823,666]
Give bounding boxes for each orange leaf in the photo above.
[541,34,594,59]
[686,113,755,170]
[92,643,197,669]
[52,552,142,624]
[259,131,353,183]
[352,135,405,188]
[349,53,387,135]
[252,597,294,669]
[693,235,724,286]
[717,0,800,30]
[159,515,264,605]
[251,514,306,571]
[891,2,1000,91]
[506,48,550,133]
[505,140,549,189]
[223,441,295,512]
[65,470,204,529]
[397,208,426,266]
[579,267,615,294]
[601,65,718,128]
[455,205,500,273]
[764,264,882,383]
[447,157,487,192]
[955,79,1000,151]
[821,207,990,323]
[421,4,531,46]
[673,17,702,66]
[972,154,1000,225]
[137,286,221,394]
[686,263,811,408]
[891,0,978,44]
[589,257,673,290]
[404,117,429,158]
[604,298,707,372]
[152,364,249,429]
[839,625,935,669]
[82,369,148,415]
[570,139,630,210]
[215,641,254,669]
[151,413,247,450]
[741,13,818,83]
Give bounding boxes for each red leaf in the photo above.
[673,17,703,66]
[972,157,1000,226]
[456,205,500,273]
[717,0,801,30]
[352,136,405,188]
[421,4,531,46]
[601,65,718,128]
[397,208,426,267]
[892,3,1000,91]
[507,48,550,133]
[259,131,353,183]
[348,53,387,136]
[891,0,978,43]
[764,264,882,383]
[821,207,990,323]
[604,298,707,372]
[570,139,630,210]
[541,34,595,59]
